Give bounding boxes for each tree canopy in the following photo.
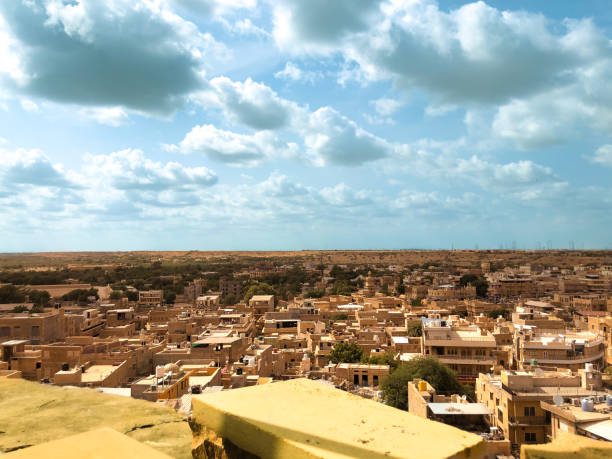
[243,282,276,303]
[407,321,422,337]
[329,342,363,364]
[381,357,465,410]
[62,288,99,305]
[488,308,510,320]
[459,274,489,297]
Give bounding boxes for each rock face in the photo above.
[190,378,486,459]
[0,379,192,458]
[190,420,260,459]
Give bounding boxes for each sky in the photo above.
[1,0,612,252]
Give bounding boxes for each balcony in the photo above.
[509,416,547,426]
[522,351,605,365]
[435,354,497,365]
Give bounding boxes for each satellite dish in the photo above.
[534,368,544,376]
[553,395,563,406]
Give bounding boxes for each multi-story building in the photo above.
[219,277,243,298]
[138,290,162,306]
[514,328,605,371]
[476,368,603,448]
[422,318,497,381]
[0,310,66,344]
[249,295,274,318]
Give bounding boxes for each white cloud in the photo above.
[371,98,401,116]
[303,107,391,166]
[270,0,605,107]
[197,77,303,130]
[590,145,612,167]
[0,0,226,115]
[231,18,269,37]
[274,62,321,83]
[80,107,129,127]
[20,99,39,112]
[84,149,217,191]
[168,0,257,20]
[166,124,298,166]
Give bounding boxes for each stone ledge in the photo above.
[4,427,171,459]
[191,378,486,459]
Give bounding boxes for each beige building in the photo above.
[0,310,66,344]
[476,368,602,448]
[334,363,389,388]
[422,318,497,381]
[514,328,605,371]
[138,290,162,306]
[249,295,274,318]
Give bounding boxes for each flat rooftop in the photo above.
[81,365,116,383]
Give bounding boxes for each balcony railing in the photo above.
[509,416,547,426]
[434,354,496,362]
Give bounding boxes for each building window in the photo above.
[525,432,537,442]
[497,409,503,422]
[524,406,536,417]
[373,375,379,386]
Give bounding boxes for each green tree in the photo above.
[330,312,349,321]
[164,290,176,304]
[410,298,422,307]
[0,284,26,303]
[27,289,50,307]
[243,283,276,303]
[126,290,139,302]
[488,308,510,320]
[329,342,363,364]
[11,305,28,313]
[109,290,123,300]
[30,304,45,314]
[459,274,489,298]
[407,322,422,337]
[62,288,99,305]
[332,280,352,296]
[222,294,240,306]
[381,357,464,410]
[304,289,325,299]
[396,284,406,295]
[362,351,399,371]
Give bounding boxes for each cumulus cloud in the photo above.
[274,62,321,83]
[303,107,391,166]
[0,0,225,115]
[168,0,257,20]
[83,149,217,191]
[590,145,612,167]
[0,149,76,189]
[80,107,129,127]
[371,98,402,116]
[197,77,302,130]
[271,0,605,106]
[166,124,299,166]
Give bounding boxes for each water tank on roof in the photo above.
[606,395,612,407]
[236,368,243,375]
[585,363,594,372]
[61,363,69,371]
[581,398,594,412]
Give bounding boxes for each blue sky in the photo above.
[1,0,611,251]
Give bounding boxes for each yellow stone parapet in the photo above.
[191,378,486,459]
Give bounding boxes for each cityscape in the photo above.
[1,0,612,458]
